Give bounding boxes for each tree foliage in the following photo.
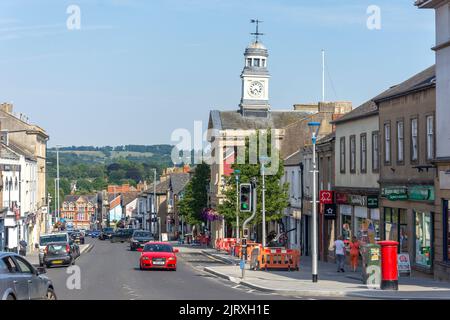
[217,130,289,229]
[178,163,210,225]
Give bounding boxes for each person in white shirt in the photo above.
[334,236,346,272]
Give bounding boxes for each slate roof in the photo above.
[284,150,301,166]
[332,65,435,125]
[317,132,336,145]
[209,110,312,131]
[374,65,435,102]
[145,179,170,195]
[170,173,190,195]
[121,192,139,206]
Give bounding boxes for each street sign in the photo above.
[367,195,379,208]
[319,190,334,204]
[323,204,337,220]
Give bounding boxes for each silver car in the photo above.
[0,252,57,300]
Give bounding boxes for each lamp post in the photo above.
[259,156,269,247]
[234,169,241,242]
[308,121,321,283]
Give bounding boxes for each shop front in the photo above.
[380,185,435,273]
[336,191,380,246]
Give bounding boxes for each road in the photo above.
[45,238,294,300]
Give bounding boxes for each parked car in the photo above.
[0,252,57,300]
[90,230,101,238]
[130,230,154,251]
[138,242,178,271]
[111,228,134,243]
[43,242,79,268]
[70,231,85,245]
[38,232,71,267]
[98,227,115,240]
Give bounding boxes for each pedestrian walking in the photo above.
[334,236,346,272]
[349,236,360,272]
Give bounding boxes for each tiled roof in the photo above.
[284,150,301,166]
[374,65,435,102]
[170,173,190,195]
[209,110,312,130]
[317,132,335,144]
[331,100,378,125]
[121,192,139,206]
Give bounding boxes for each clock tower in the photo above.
[239,21,270,117]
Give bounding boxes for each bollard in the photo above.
[378,241,399,290]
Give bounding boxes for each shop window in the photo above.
[384,208,408,252]
[341,214,352,241]
[445,201,450,262]
[415,210,432,268]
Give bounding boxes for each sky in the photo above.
[0,0,435,147]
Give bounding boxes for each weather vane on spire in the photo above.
[250,19,264,43]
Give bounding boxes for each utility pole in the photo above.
[153,169,157,237]
[56,145,61,222]
[322,49,325,102]
[241,178,257,279]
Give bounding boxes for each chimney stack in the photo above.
[0,103,13,114]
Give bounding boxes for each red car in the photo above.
[138,242,179,271]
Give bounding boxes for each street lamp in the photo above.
[259,156,269,248]
[308,121,321,283]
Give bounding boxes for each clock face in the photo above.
[249,81,264,97]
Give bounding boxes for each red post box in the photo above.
[378,241,399,290]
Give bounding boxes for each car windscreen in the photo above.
[40,234,68,246]
[143,244,173,253]
[134,232,151,238]
[104,228,114,232]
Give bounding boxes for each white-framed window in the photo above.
[246,58,252,67]
[384,123,391,163]
[340,137,346,173]
[350,135,356,173]
[372,131,379,172]
[411,118,418,161]
[397,121,404,162]
[361,134,367,173]
[426,115,434,160]
[253,58,260,67]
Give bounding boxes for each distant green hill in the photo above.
[47,144,174,166]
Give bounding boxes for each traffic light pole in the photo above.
[241,179,257,279]
[235,174,240,243]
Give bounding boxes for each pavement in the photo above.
[200,247,450,300]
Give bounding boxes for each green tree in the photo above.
[178,163,210,225]
[217,130,289,235]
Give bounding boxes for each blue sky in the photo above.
[0,0,435,147]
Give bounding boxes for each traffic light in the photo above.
[239,183,252,212]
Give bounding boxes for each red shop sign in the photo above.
[319,191,334,204]
[335,192,348,204]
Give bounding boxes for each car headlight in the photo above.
[168,257,176,261]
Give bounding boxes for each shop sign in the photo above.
[408,186,435,201]
[319,191,334,204]
[336,192,348,204]
[324,204,337,220]
[398,253,411,275]
[367,195,379,209]
[382,186,408,201]
[348,195,367,206]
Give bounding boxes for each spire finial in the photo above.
[250,19,264,43]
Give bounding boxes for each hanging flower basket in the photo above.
[201,208,223,222]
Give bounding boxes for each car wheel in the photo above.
[6,294,16,300]
[46,288,57,300]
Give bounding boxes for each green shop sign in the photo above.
[382,187,408,201]
[382,186,435,202]
[408,186,435,201]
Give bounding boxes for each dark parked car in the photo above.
[90,230,101,238]
[43,242,79,268]
[99,227,115,240]
[70,231,85,245]
[111,228,134,243]
[130,230,154,251]
[0,252,57,300]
